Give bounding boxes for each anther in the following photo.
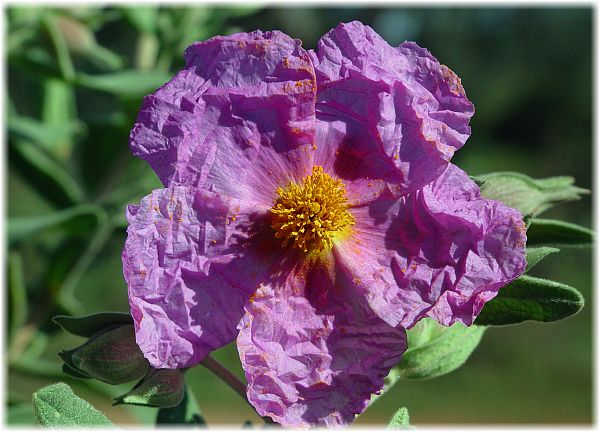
[270,166,355,253]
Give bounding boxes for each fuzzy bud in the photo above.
[55,313,149,385]
[113,368,185,408]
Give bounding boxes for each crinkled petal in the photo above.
[122,186,281,368]
[309,21,474,197]
[129,30,317,205]
[335,163,526,328]
[237,258,407,427]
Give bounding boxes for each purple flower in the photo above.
[123,21,526,426]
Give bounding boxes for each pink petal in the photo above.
[122,186,281,368]
[336,163,527,328]
[129,30,317,205]
[309,21,474,197]
[237,258,407,427]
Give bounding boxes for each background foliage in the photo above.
[7,6,592,425]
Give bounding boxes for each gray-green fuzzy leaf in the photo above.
[475,275,584,326]
[477,172,588,216]
[32,382,113,426]
[388,407,410,429]
[396,319,486,380]
[526,218,593,248]
[525,246,560,272]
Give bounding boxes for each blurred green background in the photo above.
[7,6,592,426]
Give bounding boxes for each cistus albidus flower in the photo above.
[122,21,527,426]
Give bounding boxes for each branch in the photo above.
[200,355,276,425]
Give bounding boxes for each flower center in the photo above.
[271,166,355,253]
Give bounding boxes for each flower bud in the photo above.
[53,312,134,338]
[113,368,185,408]
[52,14,122,71]
[56,313,150,385]
[55,15,96,54]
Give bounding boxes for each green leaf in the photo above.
[477,172,588,217]
[405,316,440,347]
[43,13,76,82]
[156,386,206,425]
[8,24,39,54]
[525,246,560,272]
[475,275,584,326]
[8,204,103,246]
[8,252,27,340]
[52,14,122,71]
[76,70,171,97]
[42,79,75,124]
[122,6,159,33]
[17,205,113,315]
[222,5,263,17]
[57,210,112,315]
[388,407,410,429]
[9,138,84,207]
[32,382,113,426]
[8,46,63,80]
[41,79,80,159]
[8,202,111,314]
[135,32,159,71]
[84,45,123,71]
[171,8,213,54]
[527,218,593,248]
[9,6,44,25]
[8,115,84,161]
[9,115,83,154]
[395,319,486,380]
[368,319,485,407]
[53,312,133,338]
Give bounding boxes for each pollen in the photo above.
[271,166,355,253]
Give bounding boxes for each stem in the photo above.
[200,355,276,425]
[200,355,247,400]
[43,13,76,83]
[135,32,159,71]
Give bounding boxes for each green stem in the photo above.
[135,32,158,71]
[43,12,76,83]
[200,355,276,425]
[200,355,246,399]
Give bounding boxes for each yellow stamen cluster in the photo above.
[271,166,355,253]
